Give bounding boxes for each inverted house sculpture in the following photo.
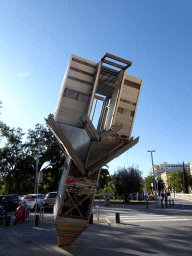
[46,53,143,247]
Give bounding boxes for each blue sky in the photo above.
[1,0,192,178]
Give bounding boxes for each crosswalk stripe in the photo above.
[95,214,172,218]
[123,219,188,222]
[120,216,177,219]
[118,215,169,217]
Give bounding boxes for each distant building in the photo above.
[149,162,190,177]
[149,162,191,189]
[160,171,170,189]
[190,162,192,175]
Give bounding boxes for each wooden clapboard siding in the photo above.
[68,70,95,84]
[115,115,133,136]
[115,114,133,124]
[71,54,97,68]
[56,99,90,127]
[60,98,89,109]
[65,83,92,95]
[58,107,87,118]
[121,85,139,101]
[57,114,82,127]
[65,79,93,93]
[118,101,136,111]
[57,112,87,124]
[70,61,96,75]
[120,94,137,104]
[57,98,88,127]
[109,72,142,138]
[119,90,138,104]
[55,54,96,127]
[55,63,71,121]
[124,73,142,85]
[118,126,132,136]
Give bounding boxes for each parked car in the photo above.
[2,195,20,211]
[20,194,46,210]
[43,192,57,208]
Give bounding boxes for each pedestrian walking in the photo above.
[161,192,164,201]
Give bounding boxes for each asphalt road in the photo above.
[0,198,192,256]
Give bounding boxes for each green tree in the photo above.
[167,168,192,193]
[143,175,165,195]
[0,122,66,194]
[157,176,165,195]
[167,172,180,192]
[26,123,66,193]
[0,180,6,194]
[113,167,142,202]
[143,175,153,193]
[0,122,34,194]
[182,162,188,193]
[97,168,111,190]
[102,180,116,196]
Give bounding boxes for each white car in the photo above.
[21,194,46,210]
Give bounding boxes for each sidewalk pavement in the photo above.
[1,201,192,256]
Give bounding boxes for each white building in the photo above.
[149,162,191,189]
[190,162,192,175]
[149,162,191,177]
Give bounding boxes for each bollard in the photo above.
[96,206,99,222]
[35,215,39,226]
[40,207,44,222]
[116,213,120,223]
[146,200,148,209]
[161,199,163,208]
[89,213,93,224]
[172,199,174,207]
[25,208,27,220]
[169,199,171,207]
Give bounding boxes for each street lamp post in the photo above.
[34,160,52,226]
[147,150,157,203]
[34,155,40,194]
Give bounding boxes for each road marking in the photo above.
[98,214,175,218]
[119,214,170,217]
[120,217,177,220]
[94,208,134,213]
[105,218,111,225]
[123,218,188,222]
[177,217,192,220]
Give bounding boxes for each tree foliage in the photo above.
[113,167,142,202]
[143,175,153,193]
[167,169,192,192]
[142,175,165,195]
[98,168,111,190]
[102,180,116,196]
[157,176,165,194]
[182,162,188,193]
[0,122,66,195]
[26,123,66,193]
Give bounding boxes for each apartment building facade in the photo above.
[149,162,191,189]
